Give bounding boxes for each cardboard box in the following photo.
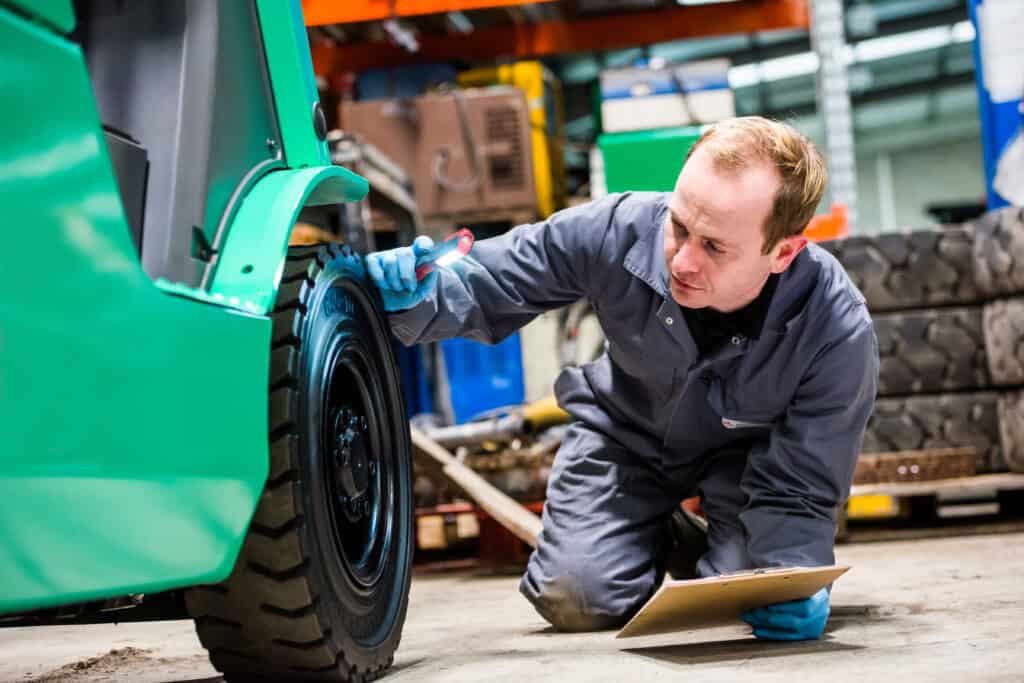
[339,88,536,224]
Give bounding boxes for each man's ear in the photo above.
[769,234,808,274]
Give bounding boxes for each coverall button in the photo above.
[732,335,744,345]
[665,317,674,325]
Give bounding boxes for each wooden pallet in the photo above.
[850,472,1024,499]
[838,473,1024,541]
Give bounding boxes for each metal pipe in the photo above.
[425,414,525,449]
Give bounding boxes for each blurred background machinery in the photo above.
[341,87,540,233]
[295,132,421,253]
[338,59,567,236]
[458,61,569,220]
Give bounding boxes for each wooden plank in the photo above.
[311,0,809,74]
[410,427,543,547]
[850,473,1024,498]
[859,447,978,461]
[853,447,977,486]
[302,0,559,26]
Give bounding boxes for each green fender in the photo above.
[0,0,365,615]
[199,165,369,315]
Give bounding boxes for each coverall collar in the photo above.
[623,198,672,299]
[622,194,819,340]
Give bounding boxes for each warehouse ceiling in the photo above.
[545,0,975,144]
[309,0,979,173]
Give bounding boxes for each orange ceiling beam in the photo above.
[302,0,559,26]
[311,0,808,75]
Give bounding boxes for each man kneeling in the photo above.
[366,117,878,640]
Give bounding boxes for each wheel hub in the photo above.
[332,407,375,522]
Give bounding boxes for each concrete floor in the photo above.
[2,532,1022,682]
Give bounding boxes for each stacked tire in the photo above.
[821,206,1024,474]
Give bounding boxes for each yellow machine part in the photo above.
[847,494,902,519]
[522,395,571,429]
[458,61,567,218]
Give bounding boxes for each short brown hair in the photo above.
[685,116,827,254]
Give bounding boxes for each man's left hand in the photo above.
[741,587,829,640]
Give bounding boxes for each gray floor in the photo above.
[2,532,1022,682]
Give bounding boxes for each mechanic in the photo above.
[365,116,879,640]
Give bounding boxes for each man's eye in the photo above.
[703,239,723,254]
[675,223,688,238]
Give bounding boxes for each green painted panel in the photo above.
[209,166,368,314]
[598,126,703,193]
[2,0,74,33]
[256,0,329,168]
[0,8,268,613]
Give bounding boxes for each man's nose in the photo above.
[672,239,701,275]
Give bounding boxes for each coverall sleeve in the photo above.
[389,194,625,346]
[739,317,879,568]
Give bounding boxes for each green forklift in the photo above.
[0,1,414,680]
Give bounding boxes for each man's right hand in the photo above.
[365,236,439,312]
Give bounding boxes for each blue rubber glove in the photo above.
[365,236,439,312]
[741,587,830,641]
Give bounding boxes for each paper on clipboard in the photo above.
[616,565,849,638]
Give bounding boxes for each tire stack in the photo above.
[821,206,1024,475]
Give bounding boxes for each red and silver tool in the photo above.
[415,228,475,281]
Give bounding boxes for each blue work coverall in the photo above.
[390,192,879,631]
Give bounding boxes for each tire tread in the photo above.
[984,298,1024,386]
[864,392,1005,474]
[873,306,989,395]
[821,208,1024,310]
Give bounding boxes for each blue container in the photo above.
[970,0,1024,209]
[441,333,525,424]
[394,340,433,418]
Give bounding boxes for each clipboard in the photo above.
[616,565,849,638]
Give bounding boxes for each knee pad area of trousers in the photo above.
[523,571,633,633]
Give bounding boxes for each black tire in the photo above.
[185,244,413,682]
[998,391,1024,473]
[820,228,981,312]
[972,206,1024,297]
[873,307,989,395]
[863,393,1003,474]
[984,298,1024,386]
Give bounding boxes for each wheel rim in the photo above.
[322,336,393,591]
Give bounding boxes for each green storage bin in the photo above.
[598,126,702,193]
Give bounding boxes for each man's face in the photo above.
[663,145,807,312]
